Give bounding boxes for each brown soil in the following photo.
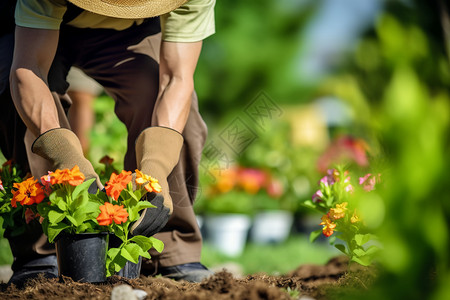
[0,256,378,300]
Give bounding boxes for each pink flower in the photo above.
[238,168,267,194]
[267,179,283,198]
[359,173,381,191]
[320,174,335,186]
[317,136,369,173]
[312,190,324,203]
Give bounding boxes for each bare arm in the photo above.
[10,26,61,136]
[152,40,203,133]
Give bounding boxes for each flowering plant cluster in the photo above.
[198,165,285,215]
[0,161,32,236]
[304,166,381,266]
[0,158,164,277]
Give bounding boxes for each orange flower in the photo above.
[135,169,162,193]
[320,213,337,237]
[329,202,348,220]
[11,177,45,207]
[50,166,85,186]
[96,202,129,226]
[105,170,132,201]
[213,168,236,194]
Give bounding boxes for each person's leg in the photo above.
[69,21,209,281]
[0,32,58,288]
[67,67,102,155]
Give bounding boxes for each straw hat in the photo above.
[68,0,187,19]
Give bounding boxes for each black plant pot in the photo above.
[56,232,109,283]
[109,234,142,279]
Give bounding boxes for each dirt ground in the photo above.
[0,256,378,300]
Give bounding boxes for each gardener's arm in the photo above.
[10,26,61,137]
[10,26,102,190]
[152,40,203,133]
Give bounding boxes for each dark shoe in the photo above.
[159,263,213,283]
[8,255,58,288]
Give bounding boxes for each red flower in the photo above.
[105,170,132,201]
[96,202,129,226]
[99,155,114,166]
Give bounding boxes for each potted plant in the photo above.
[196,167,255,257]
[233,166,294,245]
[3,161,164,283]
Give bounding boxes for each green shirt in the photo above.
[15,0,215,42]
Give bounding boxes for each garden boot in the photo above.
[31,128,103,192]
[159,263,214,283]
[7,254,58,288]
[130,126,183,237]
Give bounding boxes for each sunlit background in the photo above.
[1,0,449,298]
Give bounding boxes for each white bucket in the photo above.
[250,210,293,244]
[205,214,251,257]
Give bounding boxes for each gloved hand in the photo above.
[130,126,183,237]
[32,128,103,193]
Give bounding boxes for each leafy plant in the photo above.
[7,163,164,277]
[95,169,164,276]
[304,166,381,266]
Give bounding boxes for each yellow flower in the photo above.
[351,209,360,223]
[135,169,162,193]
[329,202,348,220]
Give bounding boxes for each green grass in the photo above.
[201,234,339,275]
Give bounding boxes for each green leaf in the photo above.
[48,210,65,224]
[365,245,380,256]
[128,200,155,222]
[354,234,372,246]
[57,200,68,211]
[47,223,70,243]
[351,256,372,266]
[335,244,347,255]
[121,244,140,264]
[129,235,153,252]
[149,237,164,253]
[70,193,89,213]
[66,215,78,227]
[353,248,366,257]
[75,223,89,233]
[72,178,95,200]
[309,229,323,243]
[107,247,121,260]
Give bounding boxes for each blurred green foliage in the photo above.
[195,0,318,118]
[316,0,450,299]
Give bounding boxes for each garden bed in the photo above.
[0,256,378,300]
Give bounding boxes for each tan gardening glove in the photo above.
[130,126,183,237]
[32,128,103,193]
